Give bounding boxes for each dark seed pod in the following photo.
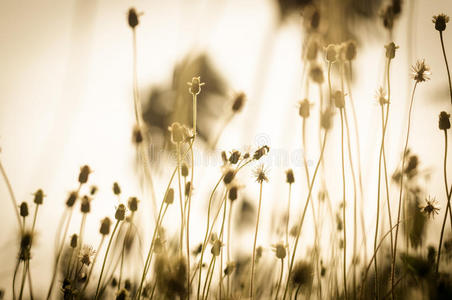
[253,145,270,160]
[113,182,121,195]
[80,196,90,214]
[100,217,112,235]
[78,165,91,184]
[433,14,449,32]
[70,234,78,248]
[20,202,29,217]
[439,111,451,130]
[124,279,132,291]
[33,189,44,205]
[66,191,78,207]
[181,163,189,177]
[90,185,98,195]
[128,8,139,29]
[133,126,143,144]
[286,169,295,184]
[232,92,246,113]
[228,186,238,202]
[229,150,241,164]
[223,170,235,185]
[111,277,118,287]
[115,204,126,221]
[128,197,138,212]
[165,188,174,204]
[185,182,192,197]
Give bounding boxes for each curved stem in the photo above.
[0,160,22,230]
[339,109,348,300]
[250,182,264,299]
[439,31,452,105]
[274,258,284,300]
[391,82,418,298]
[227,201,234,298]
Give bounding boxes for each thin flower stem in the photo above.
[283,131,329,300]
[176,142,184,256]
[274,258,284,300]
[204,257,216,300]
[218,196,228,300]
[285,183,292,273]
[202,255,214,300]
[12,259,20,300]
[227,200,234,298]
[250,181,264,300]
[80,236,105,296]
[439,31,452,105]
[119,213,135,290]
[0,159,22,231]
[436,129,451,273]
[339,109,348,300]
[18,261,27,300]
[187,143,195,299]
[391,82,418,298]
[95,220,120,300]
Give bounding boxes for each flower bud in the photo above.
[20,202,29,217]
[223,170,235,185]
[185,181,192,197]
[113,182,121,195]
[333,90,345,109]
[433,14,449,32]
[80,196,91,214]
[78,165,91,184]
[128,8,139,29]
[299,99,310,118]
[228,186,238,202]
[344,40,357,61]
[232,93,246,113]
[286,169,295,184]
[115,204,126,221]
[385,42,398,59]
[229,150,241,164]
[33,189,44,205]
[100,217,112,235]
[439,111,451,130]
[181,163,189,177]
[70,234,78,248]
[325,44,337,62]
[66,191,78,207]
[128,197,138,212]
[164,188,174,204]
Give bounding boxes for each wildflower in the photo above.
[113,182,121,195]
[376,87,389,106]
[229,150,241,164]
[80,196,91,214]
[344,40,357,61]
[124,279,132,291]
[70,234,78,248]
[385,42,399,59]
[433,14,449,32]
[116,288,129,300]
[256,246,263,261]
[128,197,138,212]
[320,108,334,130]
[309,64,324,84]
[254,164,269,183]
[411,59,431,83]
[211,239,223,256]
[325,44,337,62]
[253,145,270,160]
[20,202,29,217]
[224,262,236,276]
[187,76,205,95]
[127,8,140,29]
[132,126,143,144]
[298,99,311,118]
[66,191,78,207]
[232,92,246,113]
[333,90,345,109]
[90,185,98,195]
[439,111,451,130]
[168,122,190,144]
[272,243,286,259]
[115,204,126,221]
[420,197,440,218]
[184,181,192,197]
[19,231,33,261]
[79,245,95,266]
[291,261,314,288]
[181,163,189,177]
[78,165,91,184]
[223,168,236,185]
[286,169,295,184]
[33,189,44,205]
[100,217,111,235]
[154,236,165,253]
[164,188,174,204]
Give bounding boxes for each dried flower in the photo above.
[80,196,91,214]
[232,92,246,113]
[116,288,129,300]
[78,165,91,184]
[168,122,190,144]
[19,231,33,261]
[211,239,223,256]
[229,150,241,164]
[333,90,345,109]
[433,14,449,32]
[66,191,78,207]
[128,8,140,29]
[79,245,95,266]
[420,197,440,218]
[376,87,389,106]
[100,217,111,235]
[309,64,324,84]
[253,145,270,160]
[254,164,269,183]
[224,262,236,276]
[228,185,239,201]
[439,111,451,130]
[33,189,44,205]
[298,99,311,118]
[113,182,121,195]
[411,59,431,83]
[20,202,29,217]
[165,188,174,204]
[90,185,98,195]
[184,181,192,197]
[272,243,287,259]
[385,42,399,59]
[344,40,357,61]
[320,108,334,130]
[128,197,138,212]
[181,163,189,177]
[70,234,78,248]
[115,204,126,221]
[223,168,236,185]
[286,169,295,184]
[325,44,337,62]
[187,76,205,95]
[124,279,132,291]
[291,261,313,288]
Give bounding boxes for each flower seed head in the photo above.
[168,122,190,144]
[254,164,269,183]
[224,262,236,276]
[165,188,174,204]
[100,217,111,235]
[128,197,138,212]
[439,111,451,130]
[333,90,345,109]
[325,44,337,62]
[78,165,91,184]
[298,99,310,118]
[124,279,132,291]
[113,182,121,195]
[376,87,388,106]
[306,39,318,61]
[115,204,126,221]
[20,202,28,217]
[70,234,78,248]
[132,126,143,144]
[181,163,189,177]
[79,245,95,266]
[229,150,241,164]
[385,42,399,59]
[90,185,98,195]
[309,64,324,84]
[291,261,314,287]
[411,59,431,83]
[128,8,140,28]
[66,191,78,207]
[420,196,440,218]
[232,92,246,113]
[211,239,223,256]
[185,181,192,197]
[187,76,205,95]
[116,288,129,300]
[253,145,270,160]
[33,189,44,205]
[272,243,286,259]
[80,196,91,214]
[228,185,238,202]
[433,14,449,32]
[320,108,334,131]
[286,169,295,184]
[223,169,236,185]
[344,40,357,61]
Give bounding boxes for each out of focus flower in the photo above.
[411,60,431,83]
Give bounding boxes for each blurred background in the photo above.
[0,0,451,297]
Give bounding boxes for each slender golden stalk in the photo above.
[391,82,418,298]
[274,258,284,300]
[176,142,184,256]
[250,181,264,299]
[339,108,348,300]
[226,200,234,298]
[0,160,22,230]
[439,31,452,105]
[285,182,292,273]
[218,196,228,300]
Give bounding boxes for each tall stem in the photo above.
[391,82,418,298]
[0,160,22,230]
[227,201,234,298]
[339,109,348,300]
[176,142,184,256]
[274,258,284,300]
[250,182,264,299]
[439,31,452,105]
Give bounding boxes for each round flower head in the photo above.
[385,42,399,59]
[168,122,190,144]
[187,76,205,95]
[411,59,431,83]
[298,99,311,118]
[309,64,324,84]
[164,188,174,204]
[254,164,269,183]
[128,197,139,212]
[325,44,337,62]
[253,145,270,160]
[70,234,78,248]
[184,181,192,197]
[291,261,314,288]
[272,242,287,259]
[80,196,91,214]
[100,217,112,235]
[79,245,95,266]
[20,202,29,217]
[224,262,236,276]
[433,14,449,32]
[285,169,295,184]
[78,165,91,184]
[344,40,357,61]
[228,185,239,202]
[113,182,121,195]
[439,111,451,130]
[33,189,45,205]
[128,8,140,29]
[232,92,246,113]
[420,197,440,218]
[320,108,334,131]
[229,150,241,164]
[181,163,189,177]
[132,126,143,144]
[66,191,78,207]
[333,90,345,109]
[223,168,236,185]
[211,239,223,256]
[115,204,126,221]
